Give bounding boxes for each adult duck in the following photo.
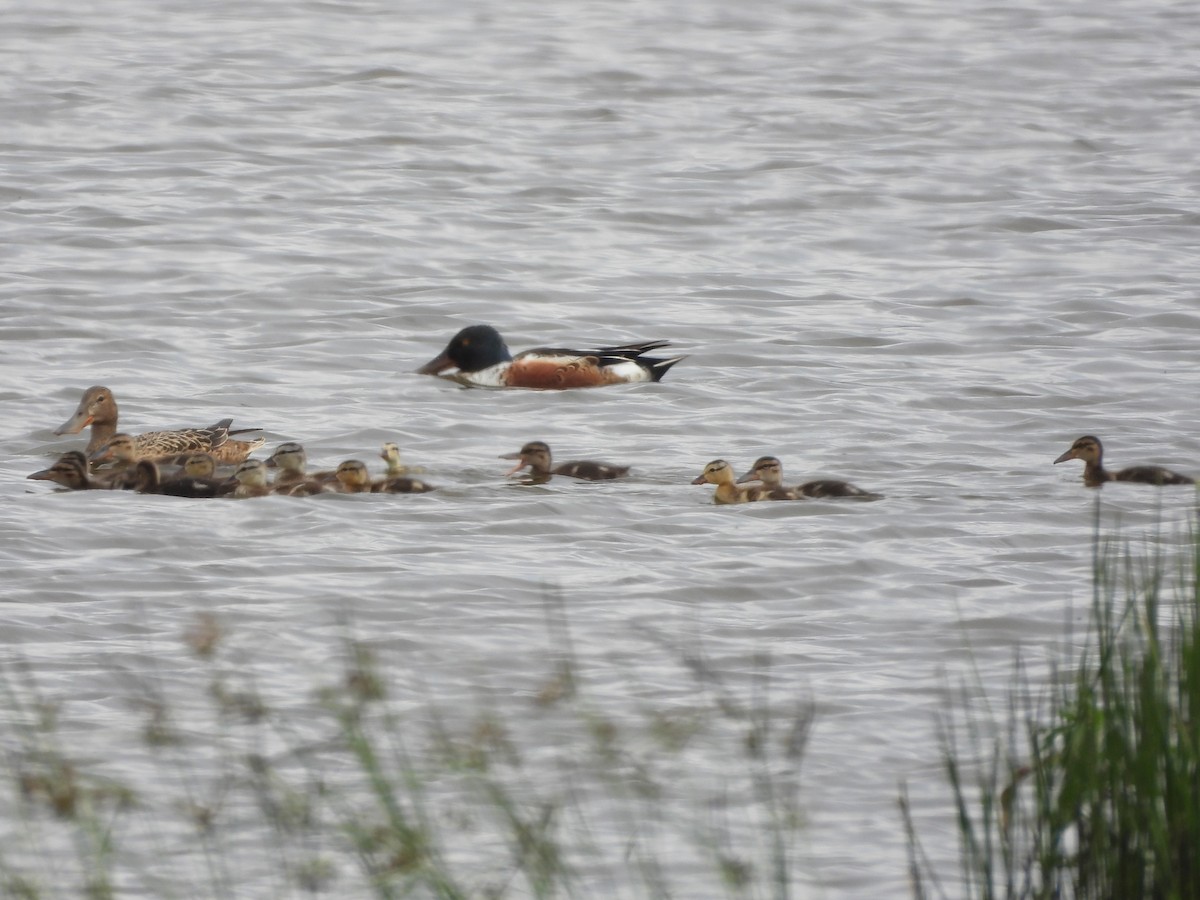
[690,459,755,505]
[737,456,881,500]
[55,385,265,462]
[500,440,630,483]
[416,325,684,388]
[1053,436,1196,487]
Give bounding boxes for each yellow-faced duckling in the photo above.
[230,459,272,498]
[55,385,265,462]
[1054,436,1197,488]
[380,442,425,477]
[690,459,755,505]
[500,440,630,483]
[333,460,373,494]
[737,456,881,501]
[265,442,334,495]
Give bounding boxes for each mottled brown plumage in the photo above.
[500,441,629,483]
[736,456,880,501]
[1054,436,1196,488]
[56,385,264,463]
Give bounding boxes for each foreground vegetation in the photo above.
[4,513,1198,898]
[0,602,811,899]
[906,512,1200,899]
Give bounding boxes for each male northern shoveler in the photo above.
[500,440,630,483]
[1053,436,1196,488]
[416,325,684,389]
[690,459,754,505]
[736,456,881,501]
[55,385,265,463]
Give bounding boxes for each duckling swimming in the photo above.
[737,456,880,501]
[332,460,374,494]
[379,442,425,478]
[230,459,272,498]
[329,458,436,494]
[500,440,630,483]
[55,385,264,462]
[265,442,333,495]
[690,459,755,505]
[1054,436,1196,488]
[28,451,106,491]
[159,453,234,498]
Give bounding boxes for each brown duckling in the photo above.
[737,456,881,501]
[1054,436,1196,488]
[159,453,235,498]
[230,459,272,498]
[690,459,755,505]
[333,460,374,494]
[500,440,630,483]
[265,442,333,495]
[27,451,105,490]
[55,385,265,463]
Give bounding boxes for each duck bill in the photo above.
[1053,449,1076,464]
[690,474,708,485]
[499,453,528,476]
[735,471,761,484]
[27,468,54,481]
[416,352,454,375]
[54,409,93,435]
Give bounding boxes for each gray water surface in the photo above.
[3,0,1199,896]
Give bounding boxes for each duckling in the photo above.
[380,442,425,477]
[373,473,436,494]
[500,440,630,483]
[737,456,881,501]
[265,442,333,495]
[230,459,272,498]
[333,460,374,494]
[27,451,105,490]
[690,459,755,505]
[1054,436,1196,488]
[89,432,142,472]
[54,385,265,462]
[159,453,234,498]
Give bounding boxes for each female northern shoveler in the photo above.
[500,440,630,483]
[690,459,755,505]
[416,325,684,389]
[736,456,881,500]
[55,385,265,463]
[1053,436,1196,488]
